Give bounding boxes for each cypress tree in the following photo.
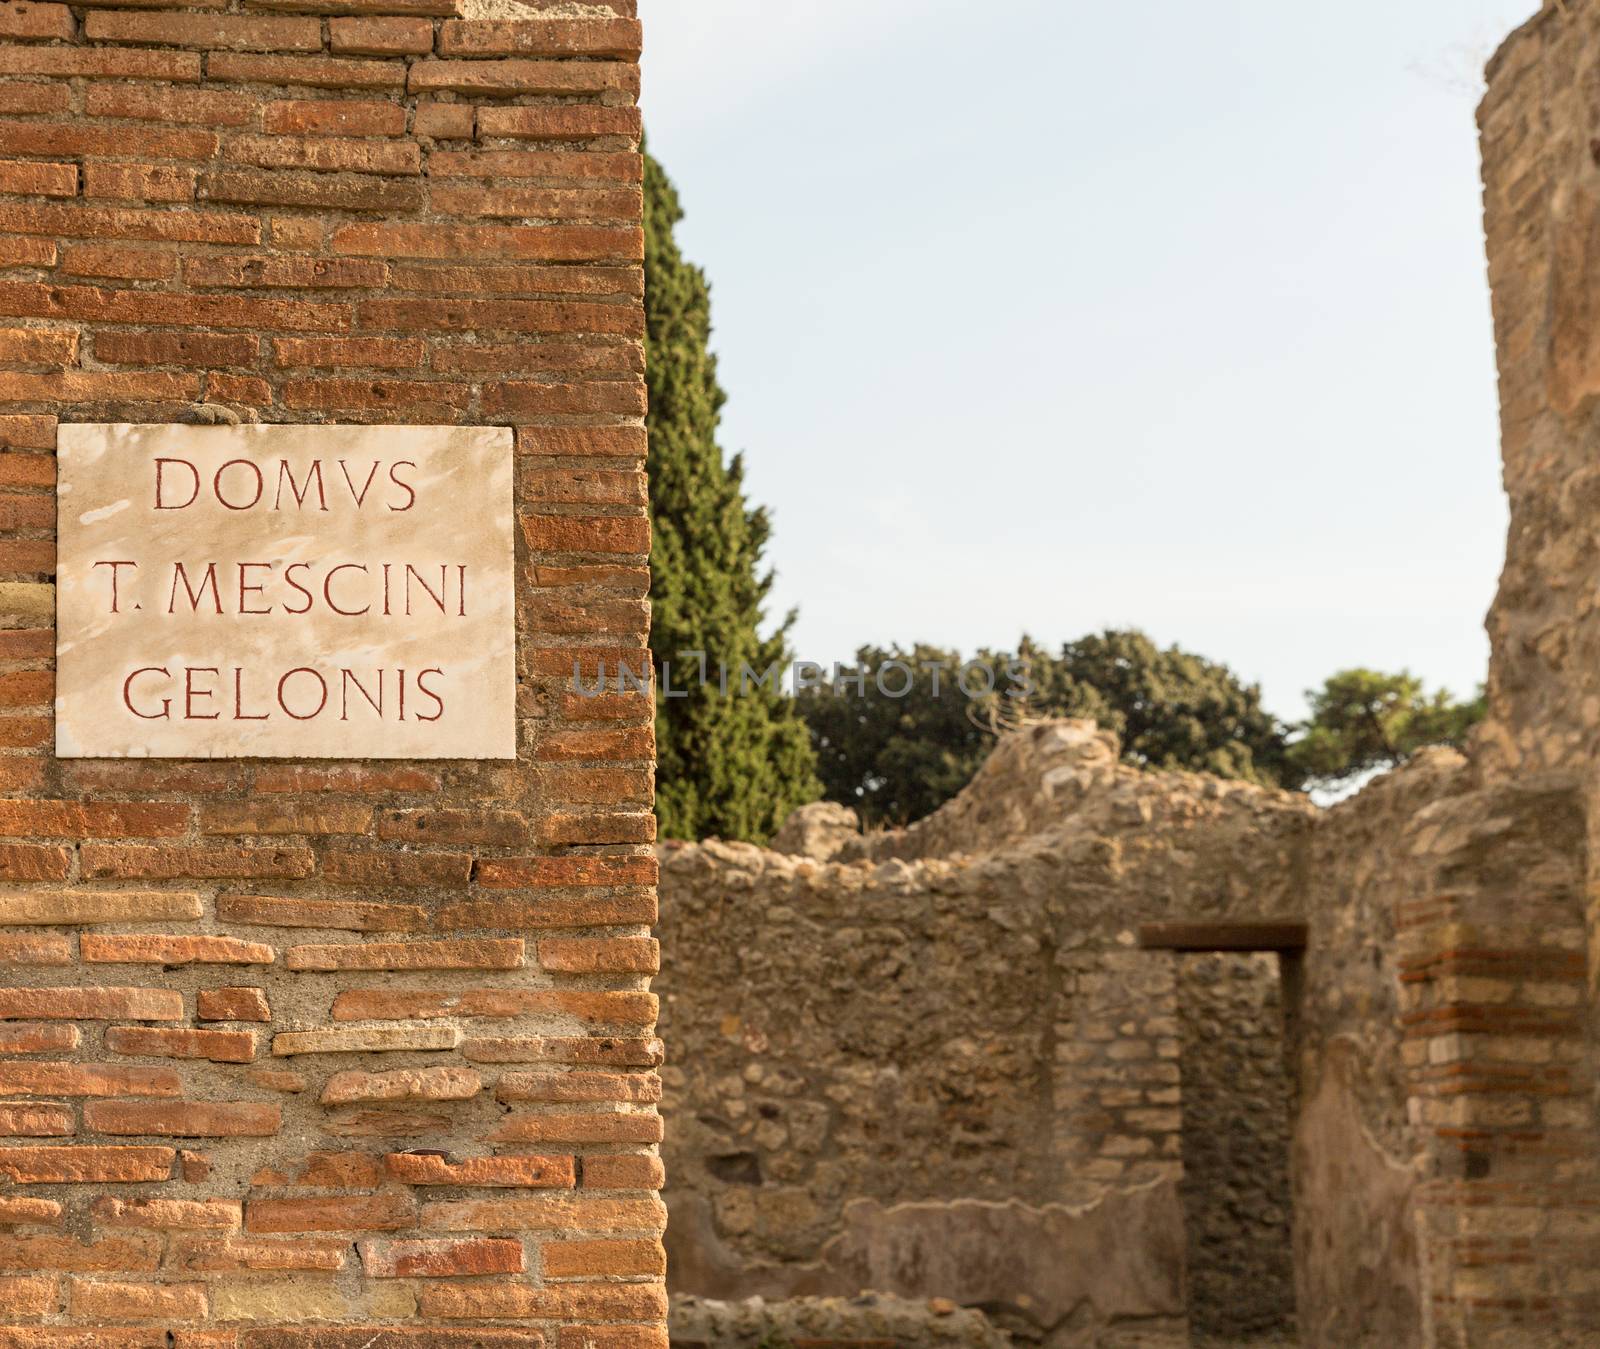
[643,146,820,841]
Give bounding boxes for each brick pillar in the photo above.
[0,1,662,1344]
[1395,780,1596,1346]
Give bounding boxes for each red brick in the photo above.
[523,515,650,556]
[198,802,373,835]
[375,808,530,846]
[0,3,74,43]
[321,1066,481,1105]
[0,122,218,161]
[282,377,470,412]
[167,1235,347,1272]
[420,1194,663,1233]
[0,1148,174,1184]
[476,105,640,141]
[0,1274,56,1315]
[540,1237,662,1278]
[0,83,68,116]
[0,233,57,268]
[105,1028,257,1063]
[271,336,422,369]
[0,716,51,749]
[90,1198,241,1231]
[0,160,75,198]
[418,1281,665,1321]
[68,1279,207,1321]
[489,1112,661,1146]
[0,280,348,333]
[0,987,182,1021]
[414,101,474,139]
[494,1070,659,1104]
[329,17,433,56]
[0,1104,73,1137]
[83,1101,282,1138]
[0,370,199,405]
[430,150,639,182]
[538,937,658,974]
[437,893,656,931]
[0,1062,180,1097]
[518,425,645,458]
[207,53,406,90]
[0,48,201,83]
[253,765,438,792]
[330,988,654,1024]
[286,938,523,971]
[331,221,641,262]
[475,855,656,889]
[0,1024,78,1053]
[0,800,189,838]
[264,99,407,136]
[95,332,258,367]
[225,133,420,175]
[239,1334,545,1349]
[84,84,258,127]
[0,327,73,366]
[0,931,71,963]
[82,164,197,204]
[80,843,316,880]
[216,894,426,931]
[195,988,271,1023]
[321,847,471,887]
[82,935,274,966]
[437,18,641,59]
[408,59,637,99]
[245,1194,416,1234]
[382,1153,573,1187]
[85,12,323,51]
[199,168,422,214]
[359,296,641,337]
[0,843,68,881]
[358,1236,523,1278]
[60,245,178,282]
[431,184,640,221]
[0,1196,61,1225]
[0,620,53,647]
[466,1037,660,1068]
[0,203,258,246]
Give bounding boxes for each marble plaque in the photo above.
[55,424,516,759]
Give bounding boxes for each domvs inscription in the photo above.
[54,423,515,759]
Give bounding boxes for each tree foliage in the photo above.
[643,147,819,841]
[799,629,1295,828]
[1286,669,1484,791]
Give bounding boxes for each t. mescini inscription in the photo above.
[54,423,516,759]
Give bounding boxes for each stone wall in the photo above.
[656,722,1317,1346]
[0,3,662,1344]
[657,719,1597,1347]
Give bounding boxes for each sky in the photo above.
[639,0,1537,720]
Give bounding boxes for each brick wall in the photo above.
[0,0,661,1343]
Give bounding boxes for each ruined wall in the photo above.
[655,722,1315,1346]
[1476,0,1600,780]
[0,2,663,1343]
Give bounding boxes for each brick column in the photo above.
[0,1,661,1344]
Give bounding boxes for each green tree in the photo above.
[1287,669,1484,790]
[643,147,819,841]
[1037,630,1295,789]
[800,644,1013,828]
[800,630,1296,828]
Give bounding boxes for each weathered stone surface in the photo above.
[319,1065,481,1104]
[55,423,516,760]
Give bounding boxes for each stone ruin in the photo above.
[652,4,1600,1344]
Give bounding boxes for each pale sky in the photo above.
[639,1,1537,720]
